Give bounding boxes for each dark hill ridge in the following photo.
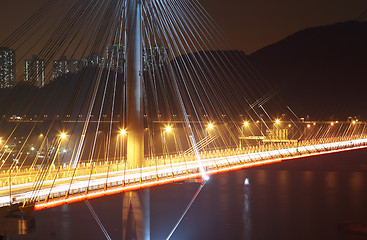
[248,20,367,119]
[1,21,366,120]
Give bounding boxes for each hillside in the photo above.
[248,20,367,119]
[1,21,366,121]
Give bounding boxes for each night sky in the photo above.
[0,0,366,53]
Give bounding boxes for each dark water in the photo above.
[12,148,367,240]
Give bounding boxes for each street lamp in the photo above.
[60,132,67,139]
[275,119,280,124]
[119,129,127,162]
[163,125,173,161]
[165,125,172,132]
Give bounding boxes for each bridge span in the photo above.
[0,136,366,211]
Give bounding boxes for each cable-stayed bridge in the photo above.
[0,0,365,239]
[1,134,367,211]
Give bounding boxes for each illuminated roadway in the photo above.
[0,138,366,211]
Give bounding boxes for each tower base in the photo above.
[0,204,35,238]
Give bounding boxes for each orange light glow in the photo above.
[33,144,367,211]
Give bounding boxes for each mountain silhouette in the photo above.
[248,20,367,120]
[1,21,366,121]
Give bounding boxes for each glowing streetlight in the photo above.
[243,121,249,126]
[307,124,311,128]
[165,125,172,132]
[60,132,67,139]
[120,129,126,135]
[331,122,334,126]
[352,120,356,124]
[207,123,214,129]
[275,119,280,124]
[288,124,292,128]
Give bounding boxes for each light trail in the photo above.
[0,138,366,210]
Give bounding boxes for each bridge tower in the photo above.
[124,1,149,240]
[126,0,144,169]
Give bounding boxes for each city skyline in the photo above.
[0,44,168,88]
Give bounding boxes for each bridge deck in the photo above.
[0,137,366,211]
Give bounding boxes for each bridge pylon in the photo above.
[125,0,144,169]
[124,1,149,240]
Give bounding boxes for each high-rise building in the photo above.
[88,53,104,68]
[24,55,45,87]
[143,45,168,71]
[105,43,124,72]
[52,56,70,80]
[0,47,15,88]
[52,57,83,80]
[69,59,81,73]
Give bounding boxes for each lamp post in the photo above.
[242,121,249,148]
[120,129,126,162]
[206,123,214,150]
[163,125,172,161]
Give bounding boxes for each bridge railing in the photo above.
[0,135,367,209]
[0,134,366,188]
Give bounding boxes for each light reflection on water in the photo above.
[243,180,251,240]
[12,149,367,240]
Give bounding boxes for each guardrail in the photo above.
[0,135,366,209]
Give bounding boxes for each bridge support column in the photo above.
[122,189,150,240]
[125,0,144,168]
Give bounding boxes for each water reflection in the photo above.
[15,150,367,240]
[324,171,337,209]
[278,170,289,187]
[218,175,230,210]
[303,170,313,187]
[61,205,70,240]
[349,172,363,192]
[325,171,337,189]
[256,169,267,186]
[349,172,364,207]
[243,178,251,239]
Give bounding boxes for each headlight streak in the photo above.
[0,139,366,209]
